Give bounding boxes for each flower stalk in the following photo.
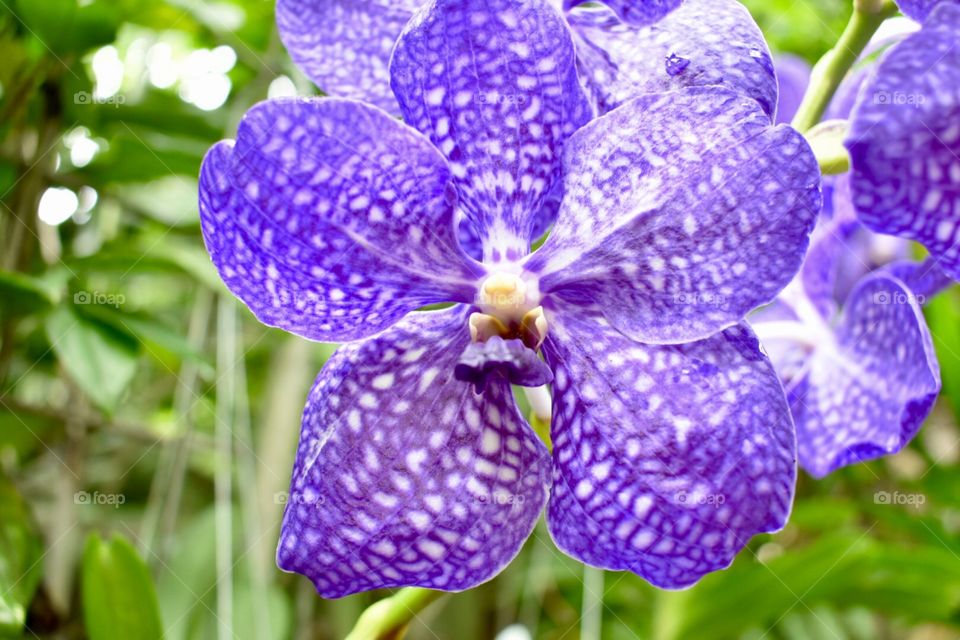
[344,588,445,640]
[791,0,898,132]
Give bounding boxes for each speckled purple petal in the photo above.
[542,312,796,589]
[775,54,811,125]
[799,177,862,319]
[457,184,562,261]
[275,0,420,114]
[565,0,680,27]
[894,0,957,22]
[527,87,820,344]
[198,98,482,343]
[568,0,776,116]
[846,2,960,281]
[882,258,954,300]
[791,273,940,478]
[815,177,913,306]
[277,307,552,598]
[390,0,592,263]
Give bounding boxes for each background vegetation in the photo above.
[1,0,959,638]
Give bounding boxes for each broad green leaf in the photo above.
[653,533,960,640]
[78,304,214,379]
[0,476,43,637]
[81,532,163,640]
[65,1,120,53]
[114,177,200,227]
[83,131,206,183]
[44,306,139,413]
[0,270,59,319]
[12,0,76,49]
[13,0,118,54]
[0,408,59,461]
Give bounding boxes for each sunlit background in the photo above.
[1,0,959,639]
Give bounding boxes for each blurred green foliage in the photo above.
[0,0,958,639]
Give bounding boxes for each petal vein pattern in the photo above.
[390,0,593,262]
[199,98,481,343]
[526,88,821,344]
[277,308,552,597]
[542,312,796,589]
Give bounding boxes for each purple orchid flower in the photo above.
[845,1,960,281]
[893,0,958,22]
[751,199,947,478]
[200,0,821,596]
[277,0,777,119]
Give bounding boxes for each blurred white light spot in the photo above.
[209,45,237,73]
[38,187,79,226]
[179,47,233,111]
[268,75,297,99]
[146,42,178,89]
[495,625,532,640]
[77,186,99,215]
[92,46,124,100]
[181,73,231,111]
[65,127,100,167]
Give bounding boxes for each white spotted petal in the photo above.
[198,98,481,343]
[846,2,960,281]
[276,0,421,114]
[790,272,940,478]
[277,307,552,598]
[390,0,593,263]
[568,0,777,117]
[542,311,796,589]
[527,86,821,344]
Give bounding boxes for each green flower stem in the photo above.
[790,0,898,133]
[805,119,853,174]
[345,588,445,640]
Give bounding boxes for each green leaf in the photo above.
[13,0,118,54]
[653,533,960,640]
[44,306,139,414]
[83,130,206,183]
[65,1,120,53]
[12,0,76,47]
[0,270,59,319]
[0,476,43,638]
[0,407,59,461]
[79,305,214,379]
[81,532,163,640]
